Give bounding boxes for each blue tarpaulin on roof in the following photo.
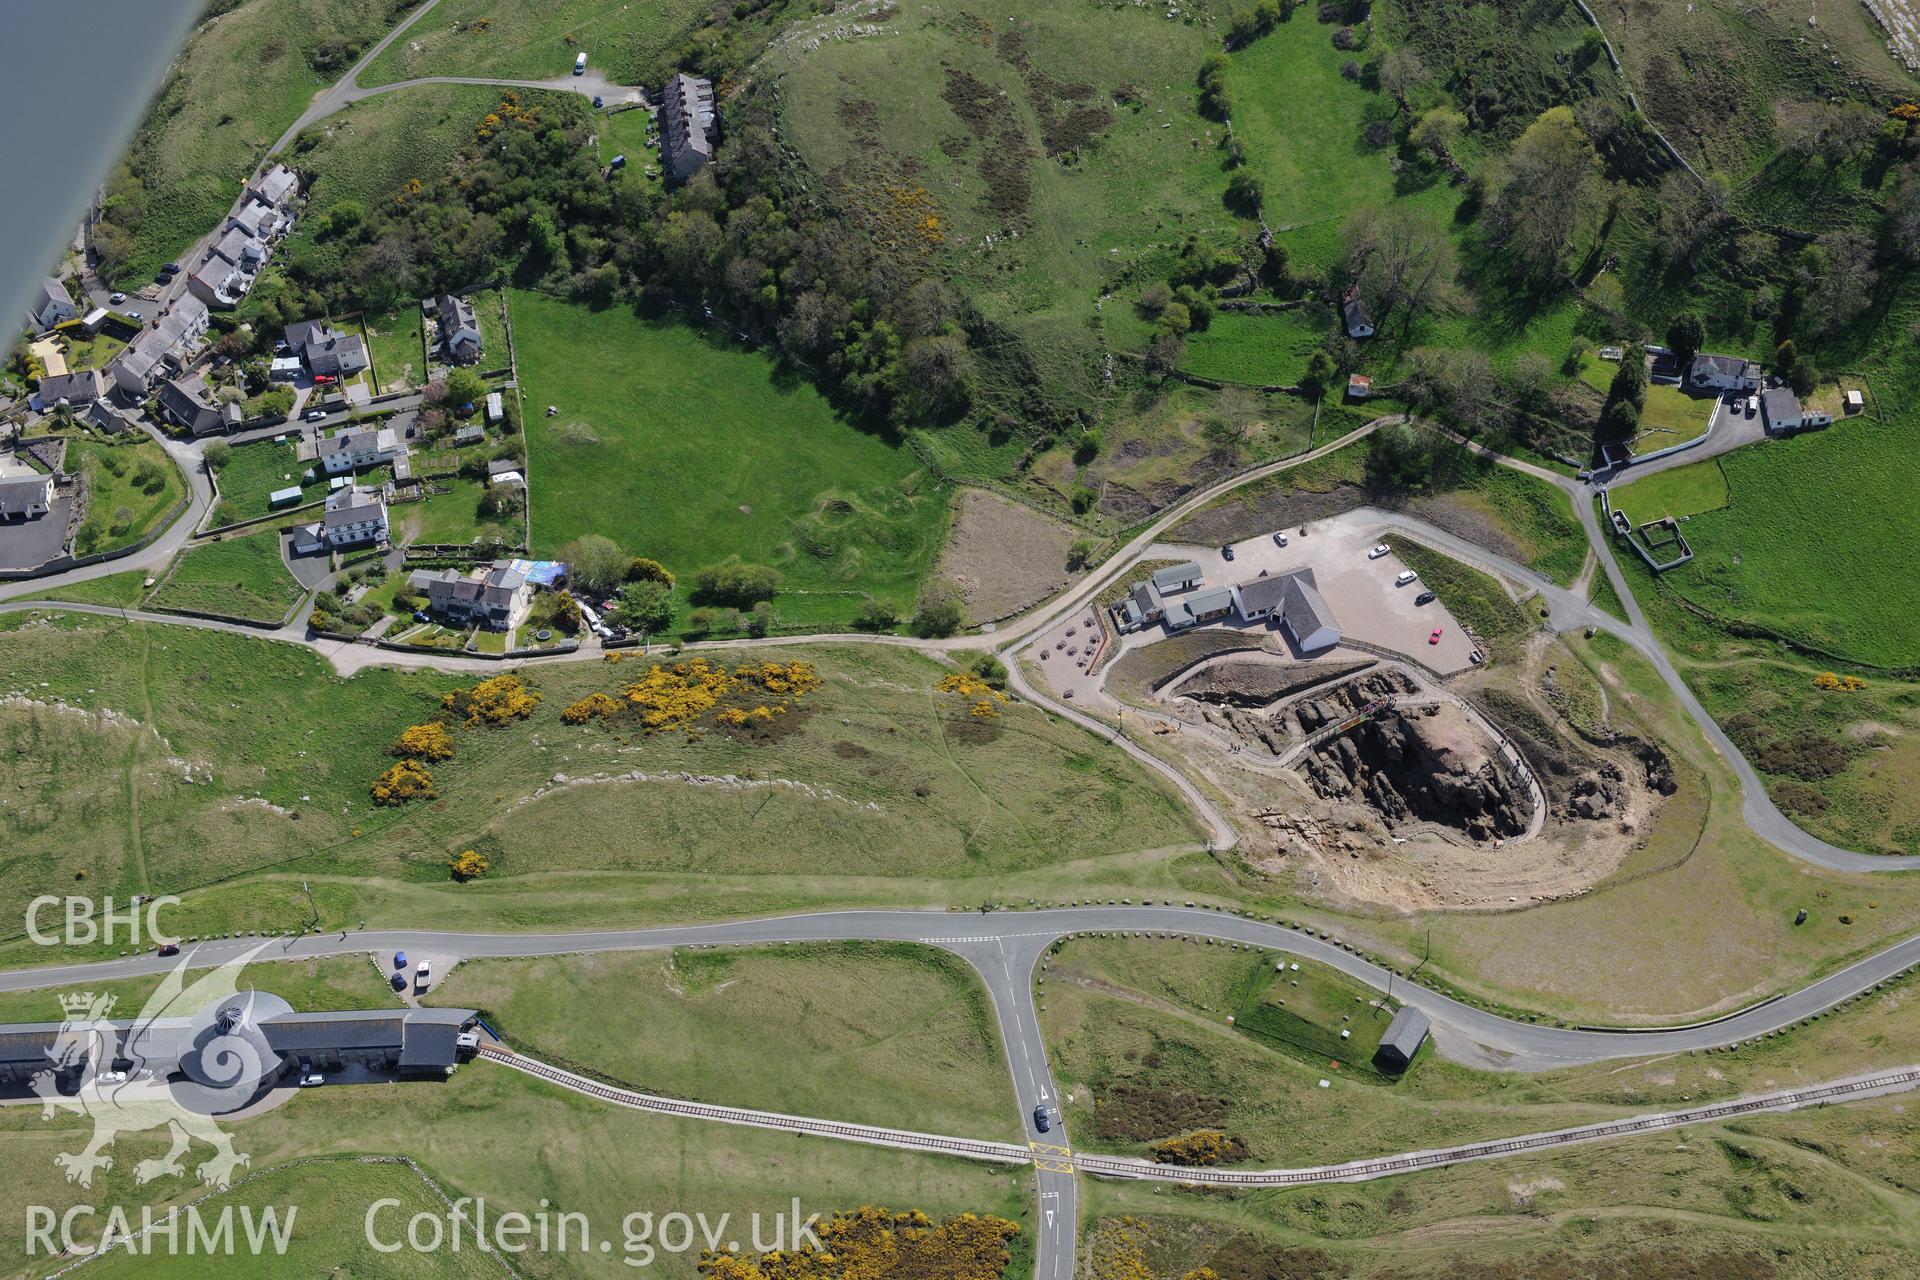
[509,559,567,587]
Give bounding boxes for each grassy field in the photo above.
[0,615,1198,947]
[359,0,708,87]
[211,439,322,523]
[0,1065,1033,1280]
[390,475,518,547]
[1175,309,1330,388]
[146,527,306,623]
[1646,410,1920,667]
[365,305,426,393]
[98,0,414,285]
[430,942,1017,1137]
[1611,458,1730,521]
[514,292,948,628]
[26,568,152,608]
[0,954,398,1025]
[70,439,187,557]
[773,0,1241,419]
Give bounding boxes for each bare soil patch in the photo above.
[1176,481,1527,566]
[933,488,1082,622]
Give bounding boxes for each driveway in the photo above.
[0,498,73,572]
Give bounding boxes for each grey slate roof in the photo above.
[38,368,103,405]
[1760,387,1801,423]
[1150,561,1203,592]
[1376,1005,1429,1068]
[0,475,53,517]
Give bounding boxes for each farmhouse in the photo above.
[1342,288,1374,340]
[291,483,387,553]
[1688,353,1760,392]
[409,561,533,632]
[157,372,239,436]
[1372,1006,1429,1073]
[0,474,55,522]
[435,294,483,364]
[1114,579,1167,631]
[317,425,404,475]
[25,277,76,331]
[248,162,299,209]
[1759,387,1833,433]
[1230,569,1342,652]
[659,72,718,183]
[285,319,368,378]
[36,368,104,410]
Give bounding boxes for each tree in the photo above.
[1508,352,1553,407]
[1607,341,1648,411]
[910,596,964,638]
[1225,171,1264,214]
[852,598,899,632]
[1889,164,1920,263]
[1776,100,1879,165]
[1653,170,1729,263]
[1339,205,1452,330]
[1408,107,1464,166]
[1665,314,1705,370]
[1487,106,1600,279]
[259,385,296,419]
[625,557,675,587]
[1302,349,1337,393]
[1377,48,1429,105]
[202,440,232,472]
[899,333,975,420]
[1799,228,1878,330]
[691,559,782,607]
[1066,536,1098,570]
[441,367,486,410]
[559,534,628,596]
[611,580,675,636]
[1364,423,1436,490]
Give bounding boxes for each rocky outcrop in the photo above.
[1303,704,1530,840]
[1292,669,1418,732]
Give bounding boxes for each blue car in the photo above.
[394,951,407,969]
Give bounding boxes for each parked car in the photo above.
[1414,590,1436,606]
[393,951,407,969]
[415,960,432,987]
[108,291,127,304]
[1745,395,1758,417]
[304,409,326,422]
[96,1071,127,1086]
[1368,543,1391,559]
[125,310,142,322]
[592,95,604,108]
[1032,1105,1051,1133]
[156,942,180,957]
[1428,627,1444,645]
[1221,545,1235,561]
[1272,531,1288,546]
[298,1059,324,1087]
[1395,570,1418,587]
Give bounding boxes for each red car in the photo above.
[1428,627,1443,645]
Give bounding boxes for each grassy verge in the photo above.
[430,942,1017,1138]
[147,528,305,623]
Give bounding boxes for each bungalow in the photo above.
[1167,585,1236,630]
[317,425,404,475]
[1759,387,1833,434]
[1231,569,1341,652]
[157,373,239,436]
[0,474,55,522]
[486,457,525,488]
[36,368,104,410]
[291,483,387,553]
[1150,561,1204,594]
[26,277,76,331]
[1688,353,1759,392]
[248,162,299,209]
[659,73,718,183]
[435,295,483,364]
[1342,288,1374,340]
[408,562,533,632]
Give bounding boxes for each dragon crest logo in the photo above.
[32,940,281,1189]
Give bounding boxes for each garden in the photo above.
[145,526,306,624]
[207,438,321,524]
[70,438,185,557]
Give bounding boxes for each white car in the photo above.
[1395,570,1418,586]
[1272,531,1288,546]
[1744,395,1758,417]
[96,1071,127,1086]
[1368,543,1391,559]
[108,291,127,305]
[304,409,326,422]
[415,960,432,986]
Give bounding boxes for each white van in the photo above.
[1395,570,1418,587]
[574,51,588,75]
[415,960,432,988]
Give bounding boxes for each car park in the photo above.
[1368,543,1391,559]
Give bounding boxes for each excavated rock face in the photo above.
[1303,705,1530,840]
[1292,670,1418,732]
